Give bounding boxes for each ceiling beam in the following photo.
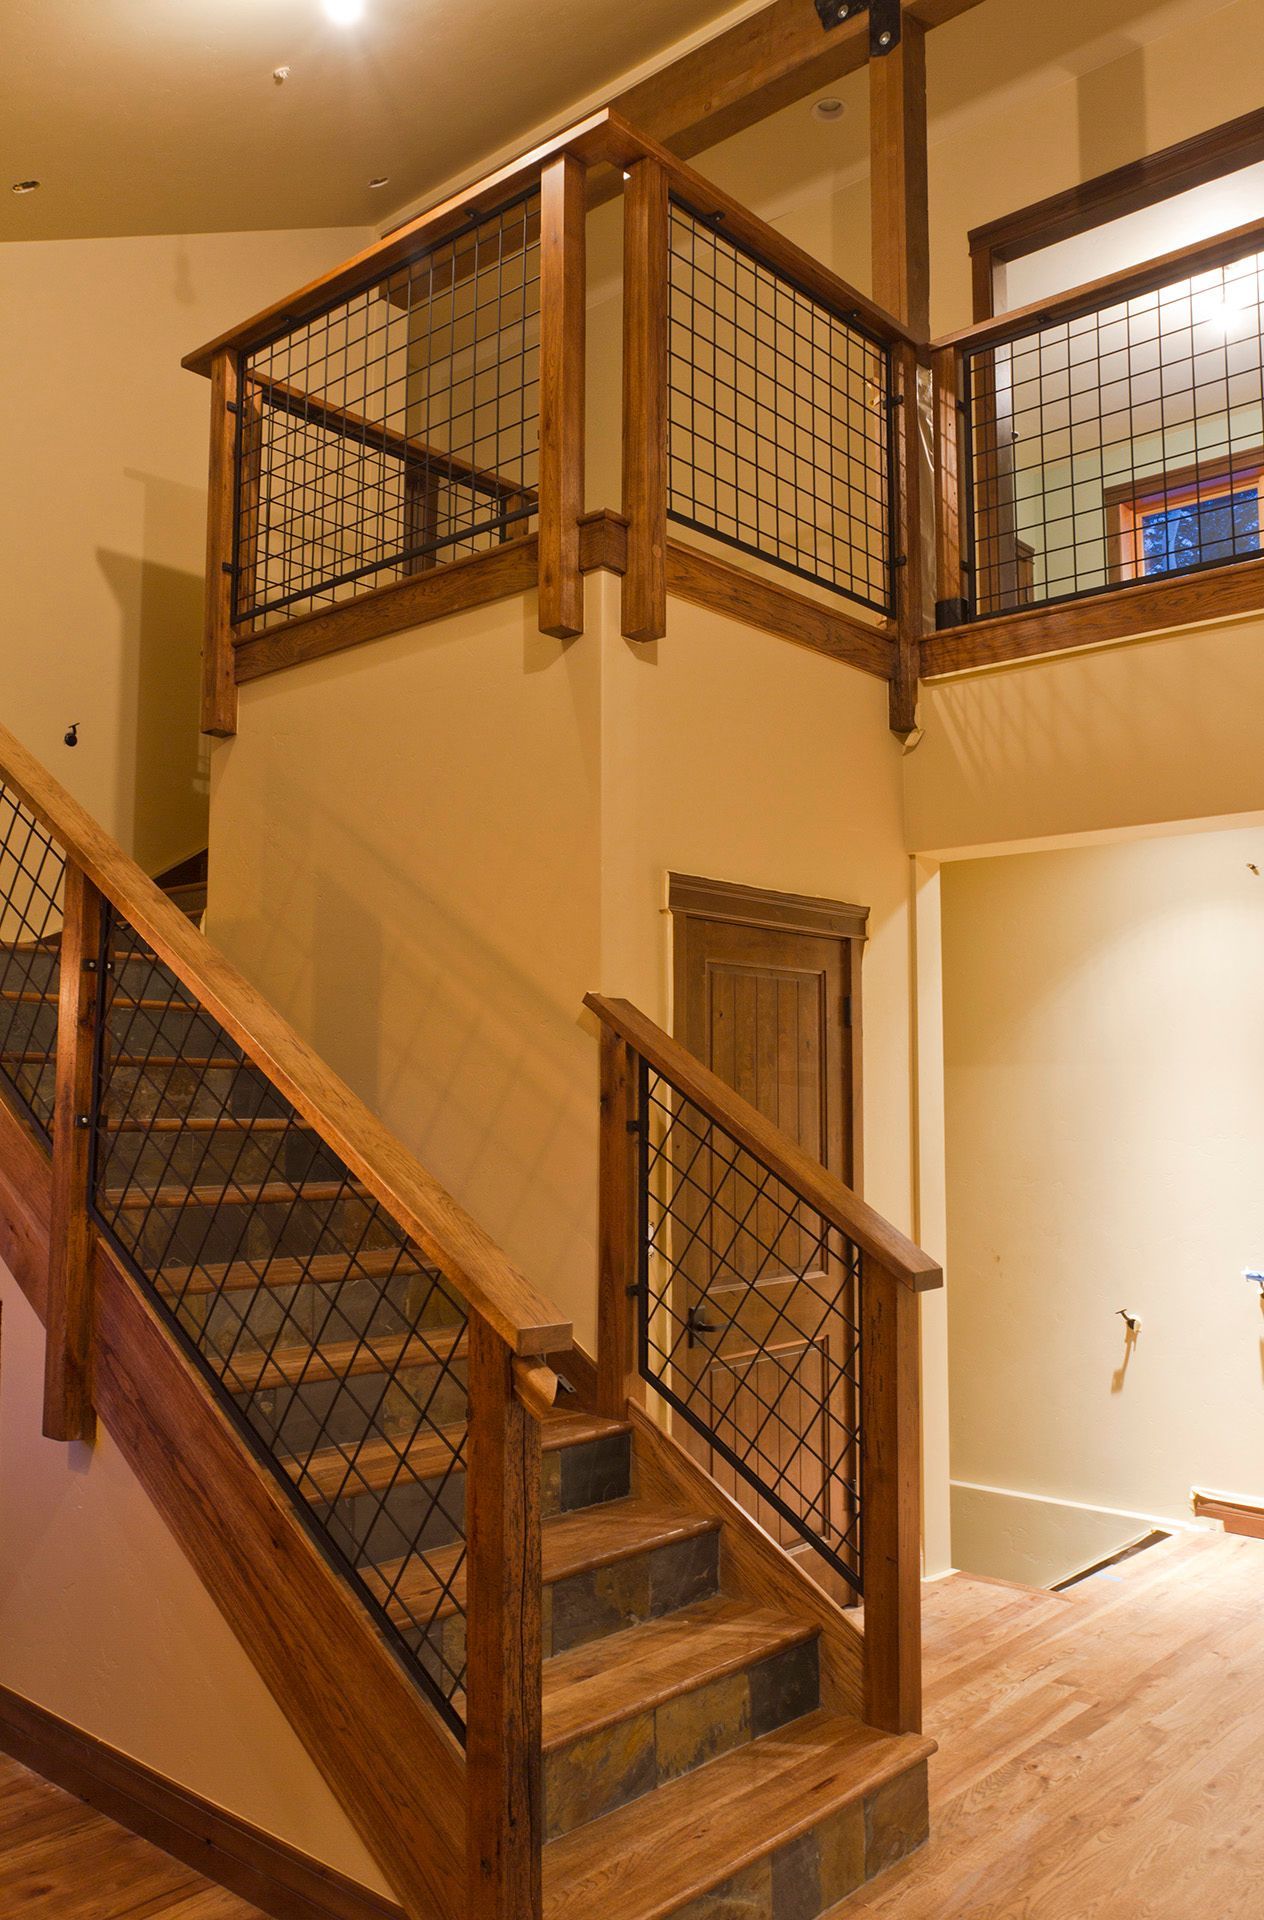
[610,0,986,160]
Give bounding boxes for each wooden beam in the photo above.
[870,20,932,735]
[465,1318,543,1920]
[611,0,985,164]
[665,541,894,678]
[43,863,102,1444]
[621,159,670,644]
[537,153,587,641]
[201,350,239,738]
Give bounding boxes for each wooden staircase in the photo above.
[0,724,940,1920]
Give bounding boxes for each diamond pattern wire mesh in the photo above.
[89,907,473,1735]
[638,1064,863,1593]
[667,199,895,617]
[0,785,67,1142]
[235,189,542,630]
[963,245,1264,616]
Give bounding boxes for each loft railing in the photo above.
[934,216,1264,629]
[0,719,567,1916]
[186,108,918,734]
[585,993,942,1737]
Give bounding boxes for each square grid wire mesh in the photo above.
[639,1064,863,1594]
[0,786,66,1142]
[964,246,1264,617]
[235,189,542,630]
[667,199,895,617]
[89,908,473,1735]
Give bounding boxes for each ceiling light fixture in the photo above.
[812,98,846,121]
[323,0,365,23]
[10,179,40,195]
[368,176,389,189]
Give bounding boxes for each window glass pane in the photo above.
[1141,488,1260,575]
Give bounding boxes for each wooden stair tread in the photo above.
[297,1409,628,1501]
[368,1499,718,1627]
[101,1114,293,1134]
[159,1249,431,1295]
[542,1596,815,1753]
[223,1325,465,1393]
[111,1177,368,1210]
[543,1711,934,1920]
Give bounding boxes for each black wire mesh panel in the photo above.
[0,785,66,1142]
[964,246,1264,616]
[89,908,472,1735]
[235,190,542,629]
[667,200,895,617]
[638,1063,862,1593]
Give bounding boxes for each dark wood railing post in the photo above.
[465,1315,543,1920]
[538,152,587,641]
[43,861,102,1444]
[201,347,240,739]
[933,345,967,626]
[621,158,669,644]
[861,1259,922,1735]
[597,1025,642,1419]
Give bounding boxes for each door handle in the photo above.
[686,1305,719,1348]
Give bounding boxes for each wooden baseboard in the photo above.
[1192,1492,1264,1539]
[0,1685,405,1920]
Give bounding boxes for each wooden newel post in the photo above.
[596,1025,641,1420]
[465,1316,544,1920]
[538,151,587,641]
[43,862,103,1444]
[621,158,669,644]
[860,1259,922,1735]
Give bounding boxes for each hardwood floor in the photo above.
[0,1752,267,1919]
[833,1528,1264,1918]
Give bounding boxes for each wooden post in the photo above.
[860,1260,922,1735]
[932,345,967,625]
[465,1315,543,1920]
[538,152,587,640]
[201,348,241,738]
[403,464,441,576]
[43,863,102,1444]
[621,159,669,644]
[870,18,931,735]
[597,1026,642,1420]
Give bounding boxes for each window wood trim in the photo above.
[667,873,869,943]
[969,107,1264,321]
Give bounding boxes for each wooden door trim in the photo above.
[667,873,868,944]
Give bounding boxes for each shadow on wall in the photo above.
[99,472,209,877]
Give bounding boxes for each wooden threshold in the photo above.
[0,1685,405,1920]
[922,554,1264,676]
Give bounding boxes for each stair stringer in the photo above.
[0,1091,466,1920]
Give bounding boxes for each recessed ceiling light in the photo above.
[10,179,40,195]
[812,98,846,122]
[368,176,390,189]
[323,0,365,23]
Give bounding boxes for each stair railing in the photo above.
[584,992,941,1738]
[0,719,569,1920]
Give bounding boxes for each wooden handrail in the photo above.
[0,721,570,1358]
[583,993,942,1293]
[934,212,1264,356]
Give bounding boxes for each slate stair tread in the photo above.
[297,1408,627,1501]
[541,1595,816,1754]
[542,1710,934,1920]
[367,1499,719,1628]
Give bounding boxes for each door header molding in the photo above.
[668,872,868,942]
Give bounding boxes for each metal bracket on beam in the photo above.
[812,0,902,55]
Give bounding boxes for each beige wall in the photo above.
[0,224,368,874]
[940,824,1264,1579]
[0,1264,389,1891]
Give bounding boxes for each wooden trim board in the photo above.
[0,1687,405,1920]
[668,873,868,943]
[1192,1492,1264,1539]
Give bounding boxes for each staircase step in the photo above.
[111,1178,366,1210]
[370,1500,719,1631]
[224,1325,465,1393]
[102,1114,292,1134]
[160,1249,431,1295]
[543,1711,933,1920]
[299,1409,628,1502]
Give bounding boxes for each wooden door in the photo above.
[668,876,864,1583]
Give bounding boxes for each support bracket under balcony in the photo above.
[813,0,902,56]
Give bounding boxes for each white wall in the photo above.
[941,824,1264,1580]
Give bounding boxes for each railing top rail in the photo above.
[0,720,570,1357]
[584,992,942,1293]
[934,212,1264,358]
